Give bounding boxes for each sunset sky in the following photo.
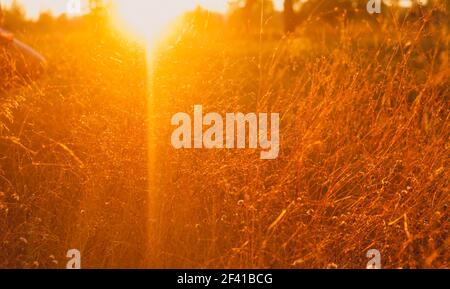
[1,0,422,20]
[1,0,287,19]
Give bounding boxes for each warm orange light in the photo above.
[112,0,231,44]
[112,0,193,43]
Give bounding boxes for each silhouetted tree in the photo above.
[85,0,111,29]
[228,0,274,33]
[0,2,3,25]
[284,0,296,33]
[282,0,398,33]
[37,11,55,30]
[2,0,27,30]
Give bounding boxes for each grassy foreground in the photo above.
[0,7,448,268]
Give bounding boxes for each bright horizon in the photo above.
[0,0,423,20]
[0,0,286,43]
[1,0,286,19]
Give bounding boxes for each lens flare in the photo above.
[113,0,198,43]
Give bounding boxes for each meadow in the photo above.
[0,3,448,268]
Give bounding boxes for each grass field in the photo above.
[0,3,449,268]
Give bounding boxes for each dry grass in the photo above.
[0,4,449,268]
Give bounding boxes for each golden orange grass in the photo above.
[0,4,448,268]
[146,6,449,269]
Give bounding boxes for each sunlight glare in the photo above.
[113,0,225,45]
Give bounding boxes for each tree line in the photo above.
[1,0,445,33]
